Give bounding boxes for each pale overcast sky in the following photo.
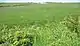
[0,0,80,2]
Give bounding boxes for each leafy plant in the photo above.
[61,15,80,37]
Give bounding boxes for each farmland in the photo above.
[0,3,80,46]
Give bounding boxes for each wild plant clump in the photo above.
[61,15,80,37]
[0,24,35,46]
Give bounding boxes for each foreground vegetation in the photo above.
[0,15,80,46]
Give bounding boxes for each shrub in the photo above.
[61,15,80,37]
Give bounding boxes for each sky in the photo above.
[0,0,80,2]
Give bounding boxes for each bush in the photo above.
[61,15,80,37]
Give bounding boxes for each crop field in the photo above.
[0,3,80,46]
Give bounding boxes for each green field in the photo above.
[0,3,80,46]
[0,3,80,24]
